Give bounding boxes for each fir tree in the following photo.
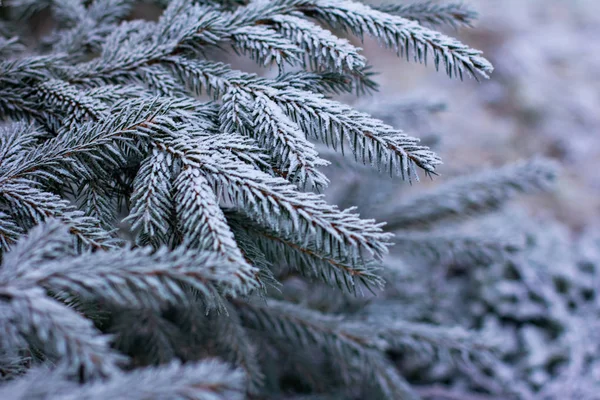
[0,0,575,399]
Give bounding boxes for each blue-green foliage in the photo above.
[0,0,575,399]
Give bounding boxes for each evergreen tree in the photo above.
[0,0,582,399]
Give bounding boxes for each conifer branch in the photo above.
[270,14,367,72]
[35,79,108,122]
[0,99,167,187]
[0,221,244,306]
[126,149,175,243]
[393,230,522,266]
[0,288,122,380]
[209,302,265,394]
[252,94,330,189]
[49,0,87,27]
[0,212,22,250]
[109,308,183,366]
[0,37,25,58]
[138,65,185,96]
[345,317,496,367]
[151,133,392,259]
[75,180,118,230]
[235,243,280,294]
[269,87,442,179]
[0,359,246,400]
[275,71,358,95]
[173,167,260,291]
[382,159,558,230]
[295,0,492,79]
[235,299,422,398]
[26,246,236,308]
[231,25,303,67]
[166,58,441,178]
[1,217,76,272]
[0,55,58,85]
[0,181,117,250]
[0,0,509,396]
[0,349,30,382]
[374,1,478,28]
[227,211,384,293]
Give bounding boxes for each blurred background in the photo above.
[355,0,600,233]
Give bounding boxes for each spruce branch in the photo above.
[0,0,509,396]
[86,0,136,25]
[275,71,358,95]
[415,385,507,400]
[230,25,303,67]
[0,99,169,187]
[295,0,492,79]
[0,55,59,85]
[0,212,22,250]
[1,213,76,272]
[1,220,252,308]
[0,359,246,400]
[25,247,233,308]
[0,123,44,164]
[374,1,478,28]
[393,230,523,266]
[0,100,179,250]
[0,288,122,380]
[138,65,186,96]
[35,79,108,122]
[194,0,248,9]
[231,226,280,292]
[0,37,25,58]
[75,180,119,230]
[154,139,392,259]
[126,149,175,243]
[252,94,330,189]
[270,13,367,73]
[109,308,184,366]
[247,297,498,396]
[0,181,117,250]
[0,349,30,382]
[166,58,441,179]
[173,166,260,291]
[344,317,497,368]
[269,86,441,179]
[196,131,272,172]
[382,159,558,230]
[227,211,384,293]
[43,0,135,59]
[235,299,421,398]
[209,302,265,394]
[0,88,46,123]
[67,0,301,80]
